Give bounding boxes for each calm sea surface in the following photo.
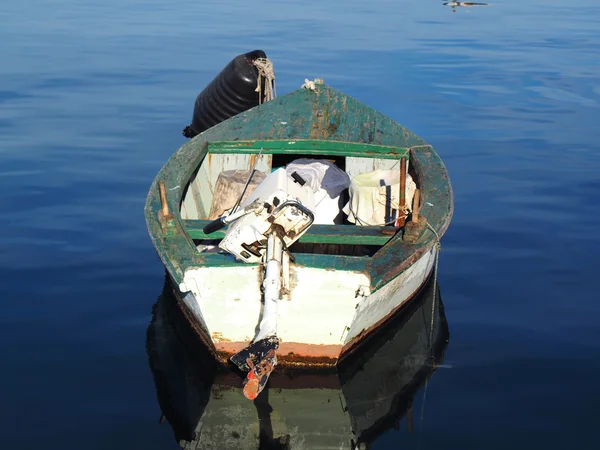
[2,0,600,448]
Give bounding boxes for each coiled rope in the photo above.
[252,58,276,104]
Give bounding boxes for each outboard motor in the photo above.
[183,50,273,138]
[202,168,315,400]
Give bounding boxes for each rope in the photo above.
[252,58,276,104]
[301,78,324,90]
[425,221,441,346]
[417,221,441,449]
[301,79,317,90]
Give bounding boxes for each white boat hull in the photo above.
[172,246,437,367]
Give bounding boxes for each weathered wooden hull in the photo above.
[169,246,436,368]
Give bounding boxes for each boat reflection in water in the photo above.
[147,275,449,449]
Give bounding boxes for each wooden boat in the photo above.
[144,76,453,392]
[147,274,449,449]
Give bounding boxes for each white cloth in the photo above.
[285,159,350,224]
[285,159,350,197]
[343,169,416,226]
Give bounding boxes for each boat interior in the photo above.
[179,140,421,259]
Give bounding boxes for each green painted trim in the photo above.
[294,253,368,272]
[192,249,368,272]
[194,252,253,267]
[208,139,410,160]
[184,220,394,246]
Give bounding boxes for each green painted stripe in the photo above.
[207,139,410,160]
[183,220,395,246]
[298,224,394,245]
[293,253,368,272]
[193,249,368,272]
[194,251,251,267]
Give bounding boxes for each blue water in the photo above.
[2,0,600,448]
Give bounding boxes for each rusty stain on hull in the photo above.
[215,341,342,368]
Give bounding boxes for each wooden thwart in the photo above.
[183,219,395,246]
